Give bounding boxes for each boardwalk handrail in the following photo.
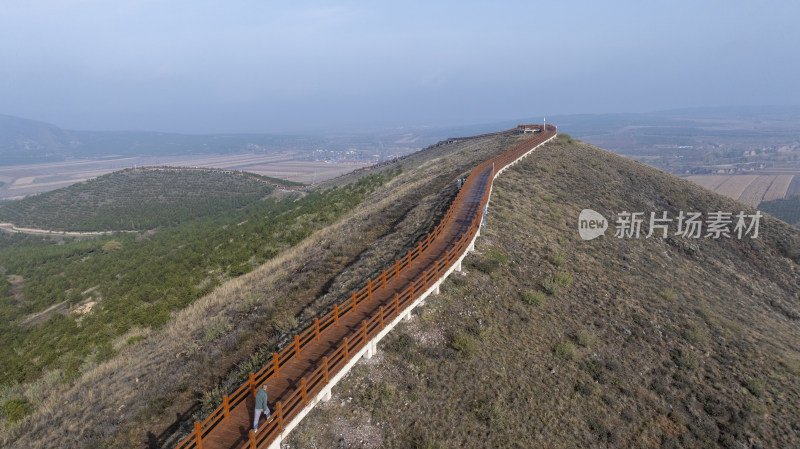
[173,124,557,449]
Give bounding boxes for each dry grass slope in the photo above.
[285,140,800,448]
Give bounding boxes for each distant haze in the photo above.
[2,0,799,134]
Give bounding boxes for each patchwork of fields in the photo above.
[685,174,799,207]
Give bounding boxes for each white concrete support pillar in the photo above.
[365,341,375,359]
[468,241,475,252]
[321,388,332,402]
[434,283,440,295]
[455,260,462,272]
[403,311,412,321]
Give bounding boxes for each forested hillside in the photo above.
[0,169,285,231]
[760,195,800,228]
[0,170,394,403]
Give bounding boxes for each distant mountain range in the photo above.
[0,114,337,164]
[0,114,78,163]
[5,106,800,165]
[0,114,458,165]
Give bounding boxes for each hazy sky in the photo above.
[2,0,799,133]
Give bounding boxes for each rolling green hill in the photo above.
[0,168,279,231]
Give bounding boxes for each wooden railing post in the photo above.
[344,337,349,361]
[394,293,400,316]
[368,279,373,302]
[352,292,358,311]
[294,335,301,357]
[409,280,415,298]
[222,395,230,422]
[194,422,203,449]
[249,373,256,398]
[334,304,339,324]
[248,430,256,449]
[418,240,423,255]
[314,318,320,341]
[301,377,308,405]
[379,306,385,329]
[273,353,279,378]
[395,259,400,276]
[381,269,387,288]
[277,401,284,430]
[362,320,368,342]
[323,356,329,383]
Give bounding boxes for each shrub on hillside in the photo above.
[556,133,575,146]
[553,271,574,288]
[521,290,546,306]
[472,247,508,274]
[450,331,478,356]
[3,398,32,423]
[554,342,576,360]
[576,330,594,347]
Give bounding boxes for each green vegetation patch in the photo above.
[450,331,478,356]
[0,172,393,386]
[472,247,509,274]
[554,341,576,360]
[576,330,594,347]
[549,251,565,267]
[542,271,574,295]
[521,290,546,306]
[759,194,800,228]
[660,288,677,302]
[555,133,575,146]
[2,398,32,423]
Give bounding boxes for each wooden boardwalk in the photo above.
[202,165,493,449]
[175,125,557,449]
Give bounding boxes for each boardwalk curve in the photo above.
[174,124,557,449]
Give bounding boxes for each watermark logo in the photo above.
[577,209,763,240]
[578,209,608,240]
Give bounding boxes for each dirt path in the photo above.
[0,222,136,236]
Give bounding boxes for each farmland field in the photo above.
[685,174,796,207]
[714,175,758,201]
[763,175,795,201]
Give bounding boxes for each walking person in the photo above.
[253,384,270,432]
